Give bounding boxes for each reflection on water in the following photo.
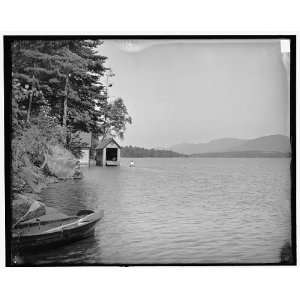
[20,158,291,264]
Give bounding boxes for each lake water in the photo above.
[22,158,291,264]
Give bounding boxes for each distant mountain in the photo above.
[170,135,291,155]
[227,135,291,153]
[190,151,291,158]
[170,138,246,155]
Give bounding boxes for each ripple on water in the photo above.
[22,157,291,265]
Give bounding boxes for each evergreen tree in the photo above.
[11,40,107,135]
[11,39,132,164]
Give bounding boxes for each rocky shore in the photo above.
[12,144,81,226]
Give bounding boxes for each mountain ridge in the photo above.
[170,134,290,155]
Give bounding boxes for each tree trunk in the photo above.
[66,129,71,148]
[63,74,69,127]
[41,150,48,169]
[26,75,35,123]
[26,91,33,123]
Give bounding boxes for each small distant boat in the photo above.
[129,161,135,167]
[12,209,104,251]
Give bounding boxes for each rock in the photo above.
[45,176,59,184]
[11,174,27,193]
[12,193,46,225]
[11,143,79,226]
[19,201,46,223]
[19,167,45,193]
[46,145,78,179]
[12,194,34,223]
[13,154,48,194]
[73,171,83,179]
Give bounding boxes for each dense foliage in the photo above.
[121,146,186,158]
[98,97,132,140]
[11,39,132,172]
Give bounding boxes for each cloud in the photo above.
[114,40,156,52]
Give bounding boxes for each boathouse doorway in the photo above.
[106,148,118,161]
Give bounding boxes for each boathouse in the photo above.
[95,137,121,166]
[78,132,92,165]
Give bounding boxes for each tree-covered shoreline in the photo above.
[121,146,187,158]
[121,146,290,158]
[10,39,132,222]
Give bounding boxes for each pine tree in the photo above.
[11,40,108,139]
[11,39,132,162]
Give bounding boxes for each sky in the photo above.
[98,40,289,148]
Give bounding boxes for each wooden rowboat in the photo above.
[12,209,104,251]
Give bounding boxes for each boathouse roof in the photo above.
[96,137,121,149]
